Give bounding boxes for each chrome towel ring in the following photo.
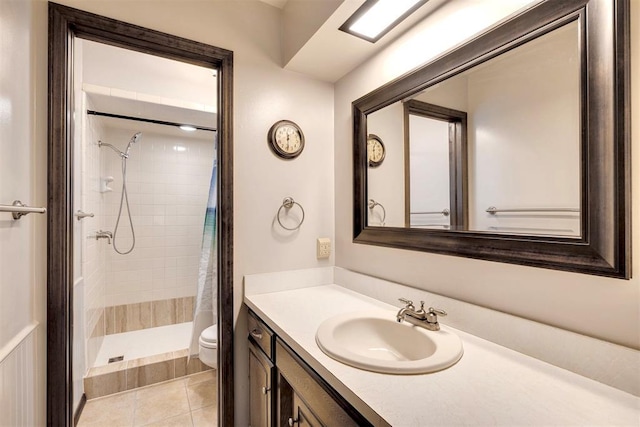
[368,199,386,226]
[277,197,305,231]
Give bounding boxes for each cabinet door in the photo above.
[249,344,273,427]
[275,339,364,427]
[289,393,323,427]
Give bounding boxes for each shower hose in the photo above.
[112,155,136,255]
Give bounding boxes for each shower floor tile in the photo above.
[78,372,217,427]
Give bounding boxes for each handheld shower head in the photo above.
[99,132,142,158]
[130,132,142,145]
[125,132,142,156]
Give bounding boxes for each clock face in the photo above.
[268,120,305,159]
[367,135,385,167]
[275,125,302,154]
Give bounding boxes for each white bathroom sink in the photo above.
[315,311,463,374]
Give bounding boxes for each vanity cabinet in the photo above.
[247,309,373,427]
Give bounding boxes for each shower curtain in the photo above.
[189,152,218,357]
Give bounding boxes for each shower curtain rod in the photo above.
[87,110,217,132]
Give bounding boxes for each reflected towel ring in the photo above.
[277,197,305,231]
[368,199,386,226]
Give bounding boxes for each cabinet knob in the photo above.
[250,329,263,340]
[261,386,270,395]
[288,417,299,426]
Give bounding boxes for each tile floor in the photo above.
[78,371,217,426]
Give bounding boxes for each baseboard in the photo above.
[74,394,86,425]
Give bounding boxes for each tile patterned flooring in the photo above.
[78,371,217,426]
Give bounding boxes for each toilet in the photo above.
[198,324,218,369]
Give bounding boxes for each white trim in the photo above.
[0,322,39,364]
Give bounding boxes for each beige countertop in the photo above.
[245,284,640,426]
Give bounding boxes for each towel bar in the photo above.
[486,206,579,214]
[0,200,47,220]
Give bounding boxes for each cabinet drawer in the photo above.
[248,310,274,359]
[276,338,369,427]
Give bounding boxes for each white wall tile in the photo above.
[81,106,108,370]
[98,127,214,306]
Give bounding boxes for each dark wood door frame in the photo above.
[403,99,468,229]
[48,3,234,425]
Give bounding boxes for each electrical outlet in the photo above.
[317,237,331,259]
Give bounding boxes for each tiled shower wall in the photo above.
[83,103,108,369]
[105,296,195,335]
[99,125,215,307]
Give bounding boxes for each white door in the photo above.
[0,0,45,424]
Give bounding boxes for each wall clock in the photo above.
[367,134,385,167]
[268,120,305,159]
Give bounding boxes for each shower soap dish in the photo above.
[101,176,114,193]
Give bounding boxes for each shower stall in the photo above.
[71,38,219,405]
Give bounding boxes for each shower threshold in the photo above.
[95,322,192,366]
[85,322,212,399]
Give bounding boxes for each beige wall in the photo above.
[335,0,640,351]
[367,102,405,227]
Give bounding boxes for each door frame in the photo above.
[47,3,234,425]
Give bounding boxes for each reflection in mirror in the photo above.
[405,100,467,230]
[367,103,403,227]
[407,112,452,230]
[366,20,581,237]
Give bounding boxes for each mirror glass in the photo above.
[367,20,581,237]
[407,112,452,230]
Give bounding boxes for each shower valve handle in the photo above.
[75,210,94,220]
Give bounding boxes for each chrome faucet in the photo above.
[95,230,113,245]
[396,298,447,331]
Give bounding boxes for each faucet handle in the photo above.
[398,298,414,308]
[428,307,447,317]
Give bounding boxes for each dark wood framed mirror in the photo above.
[353,0,630,278]
[48,3,234,425]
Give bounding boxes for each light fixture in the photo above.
[173,145,187,152]
[179,125,197,132]
[339,0,428,43]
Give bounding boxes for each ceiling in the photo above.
[272,0,450,82]
[86,90,216,130]
[86,90,217,140]
[81,39,217,136]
